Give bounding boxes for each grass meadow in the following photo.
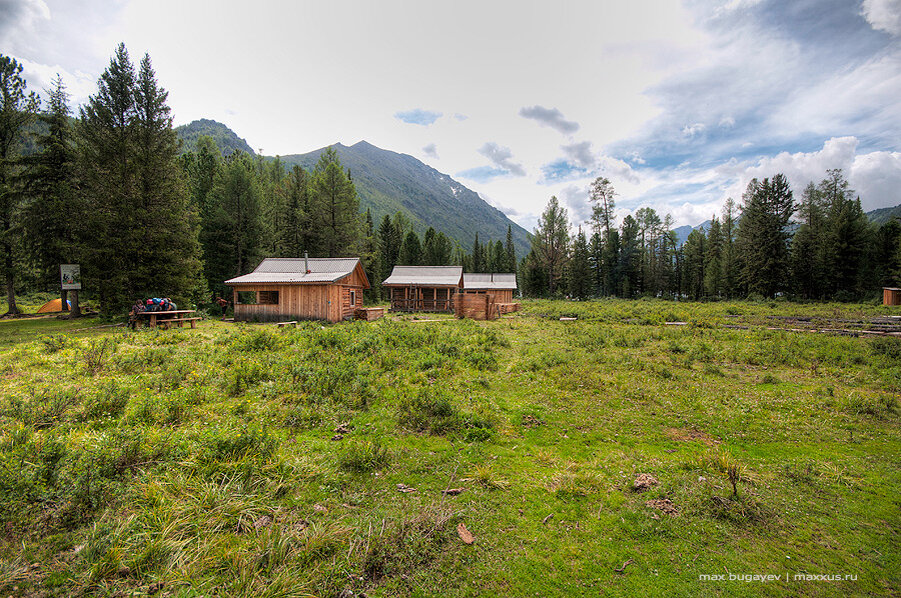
[0,299,898,597]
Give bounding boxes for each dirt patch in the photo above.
[646,498,679,517]
[521,414,545,428]
[633,473,659,493]
[666,427,719,446]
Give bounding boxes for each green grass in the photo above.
[0,299,898,597]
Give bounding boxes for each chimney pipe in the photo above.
[304,251,310,274]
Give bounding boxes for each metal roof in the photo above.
[463,273,518,290]
[382,266,463,287]
[225,257,362,285]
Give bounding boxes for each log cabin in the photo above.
[382,266,463,312]
[225,257,370,323]
[462,273,518,303]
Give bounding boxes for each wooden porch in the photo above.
[389,286,457,313]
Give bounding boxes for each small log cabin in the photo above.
[885,287,901,306]
[225,257,370,323]
[462,273,518,303]
[382,266,463,312]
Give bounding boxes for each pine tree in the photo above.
[790,182,827,299]
[398,230,423,265]
[378,214,400,281]
[618,215,640,297]
[819,170,870,298]
[361,209,381,301]
[472,233,483,273]
[504,225,516,272]
[132,53,203,304]
[22,75,76,293]
[531,196,570,295]
[423,227,452,265]
[567,227,591,299]
[682,228,706,299]
[281,165,309,256]
[78,45,202,312]
[736,174,794,298]
[703,216,723,297]
[721,198,739,298]
[203,151,263,295]
[0,54,40,314]
[311,147,360,257]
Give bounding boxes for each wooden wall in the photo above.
[885,288,901,306]
[231,282,364,323]
[465,289,513,303]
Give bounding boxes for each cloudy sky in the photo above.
[3,0,900,230]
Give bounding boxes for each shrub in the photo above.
[338,441,391,473]
[82,381,130,420]
[40,334,71,353]
[871,337,901,362]
[82,338,117,374]
[396,387,493,437]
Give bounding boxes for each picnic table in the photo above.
[134,309,200,329]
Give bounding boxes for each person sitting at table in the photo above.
[128,300,146,329]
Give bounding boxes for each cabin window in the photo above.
[350,290,357,307]
[258,291,279,305]
[237,291,256,304]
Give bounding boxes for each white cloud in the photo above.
[681,122,706,137]
[422,143,438,158]
[561,141,595,168]
[478,142,526,177]
[862,0,901,36]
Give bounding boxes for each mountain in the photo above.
[867,204,901,225]
[278,141,531,258]
[176,119,255,156]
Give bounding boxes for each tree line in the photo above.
[0,47,516,315]
[3,46,898,315]
[521,173,901,300]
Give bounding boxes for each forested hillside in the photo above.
[176,119,255,156]
[279,141,531,258]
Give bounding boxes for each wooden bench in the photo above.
[134,310,199,329]
[277,321,298,328]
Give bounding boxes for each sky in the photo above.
[3,0,900,231]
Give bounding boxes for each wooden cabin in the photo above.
[382,266,463,312]
[885,287,901,306]
[462,273,518,303]
[225,257,369,323]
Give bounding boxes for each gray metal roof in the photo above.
[382,266,463,287]
[463,273,518,290]
[225,257,362,285]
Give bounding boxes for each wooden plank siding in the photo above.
[464,289,513,303]
[232,278,365,323]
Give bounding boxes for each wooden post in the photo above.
[70,289,81,318]
[61,289,69,311]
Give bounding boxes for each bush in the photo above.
[396,388,492,437]
[82,381,130,420]
[871,337,901,362]
[338,441,391,473]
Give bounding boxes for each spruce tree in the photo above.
[22,75,75,292]
[77,45,202,312]
[398,230,423,265]
[203,151,263,295]
[736,175,794,298]
[311,147,360,257]
[567,227,591,299]
[531,196,570,295]
[504,225,516,272]
[820,170,870,298]
[703,216,723,297]
[0,54,40,314]
[281,165,309,256]
[790,182,827,299]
